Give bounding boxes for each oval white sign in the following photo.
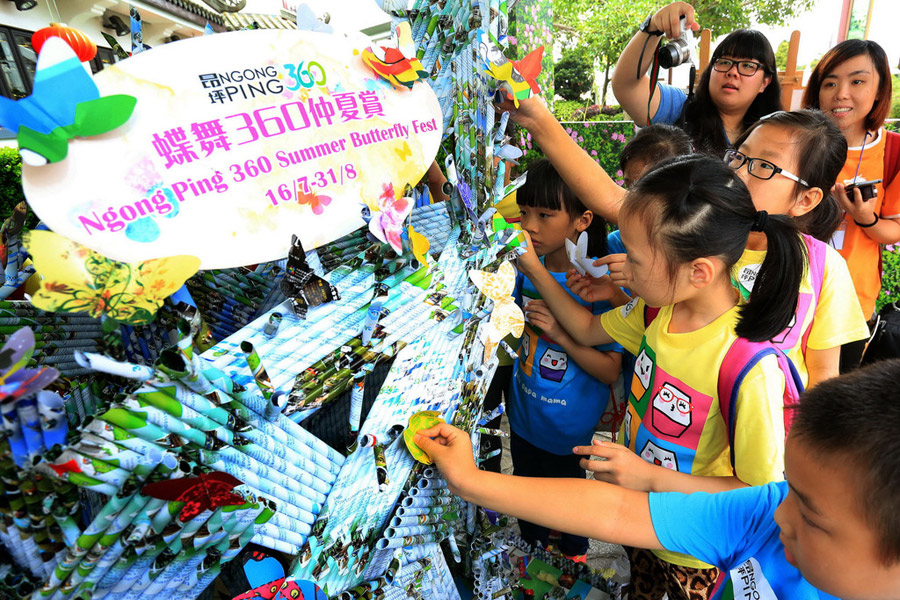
[23,29,442,269]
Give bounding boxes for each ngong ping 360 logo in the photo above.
[198,61,326,105]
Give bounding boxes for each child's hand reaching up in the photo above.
[414,424,477,495]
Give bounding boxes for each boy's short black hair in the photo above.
[619,124,693,172]
[791,359,900,565]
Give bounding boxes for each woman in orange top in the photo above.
[803,40,900,371]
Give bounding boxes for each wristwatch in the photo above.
[639,14,664,36]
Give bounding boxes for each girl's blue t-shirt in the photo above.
[650,482,838,600]
[508,266,622,455]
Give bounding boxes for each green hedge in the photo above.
[0,147,41,231]
[518,120,635,178]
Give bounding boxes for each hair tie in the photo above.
[751,210,768,232]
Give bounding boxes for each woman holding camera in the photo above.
[802,39,900,371]
[611,1,782,157]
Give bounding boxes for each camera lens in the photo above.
[658,39,690,69]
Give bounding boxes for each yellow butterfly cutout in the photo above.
[23,230,200,325]
[407,225,430,266]
[468,261,525,359]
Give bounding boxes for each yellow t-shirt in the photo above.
[731,239,869,387]
[602,299,785,569]
[832,128,900,317]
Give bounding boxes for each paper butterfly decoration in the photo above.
[0,328,59,405]
[233,550,288,600]
[368,182,413,253]
[142,471,247,522]
[23,230,201,325]
[566,231,609,278]
[361,22,428,90]
[295,3,334,34]
[280,234,340,319]
[477,31,543,107]
[468,261,525,360]
[403,410,446,465]
[407,225,430,265]
[0,37,136,165]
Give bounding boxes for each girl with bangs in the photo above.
[612,2,782,157]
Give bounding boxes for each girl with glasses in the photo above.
[612,2,782,157]
[802,40,900,371]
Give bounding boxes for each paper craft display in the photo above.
[281,235,340,319]
[361,22,429,91]
[22,229,200,324]
[566,231,610,278]
[21,29,442,269]
[0,37,136,165]
[476,31,543,107]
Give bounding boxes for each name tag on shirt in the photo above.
[730,557,778,600]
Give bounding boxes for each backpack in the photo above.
[884,130,900,189]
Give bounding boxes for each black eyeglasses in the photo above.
[724,150,809,186]
[713,58,766,76]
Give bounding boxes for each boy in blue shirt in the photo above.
[416,360,900,599]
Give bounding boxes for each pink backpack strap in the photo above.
[717,338,804,471]
[800,234,827,354]
[884,130,900,189]
[643,305,661,327]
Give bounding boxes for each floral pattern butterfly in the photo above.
[23,230,200,325]
[468,261,525,359]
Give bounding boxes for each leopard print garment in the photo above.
[625,547,719,600]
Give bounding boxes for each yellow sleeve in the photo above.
[806,248,870,350]
[731,355,786,486]
[600,297,647,355]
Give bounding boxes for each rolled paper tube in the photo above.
[256,522,307,547]
[375,532,440,550]
[373,443,388,492]
[361,283,390,346]
[265,390,287,421]
[347,369,367,449]
[422,467,437,479]
[240,342,275,401]
[409,487,451,498]
[474,427,508,438]
[416,477,447,490]
[263,312,283,338]
[477,404,504,426]
[39,448,133,489]
[476,448,502,465]
[74,352,155,380]
[250,534,302,555]
[401,495,453,509]
[386,522,449,539]
[390,514,448,528]
[143,383,334,494]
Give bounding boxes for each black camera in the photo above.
[845,178,882,201]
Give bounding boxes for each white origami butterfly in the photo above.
[566,231,609,278]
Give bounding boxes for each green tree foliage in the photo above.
[554,48,593,101]
[775,40,790,71]
[553,0,817,105]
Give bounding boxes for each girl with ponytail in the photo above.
[517,154,805,600]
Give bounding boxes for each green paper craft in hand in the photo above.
[404,410,446,465]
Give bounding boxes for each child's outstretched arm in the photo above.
[574,441,748,495]
[415,424,662,551]
[517,233,616,347]
[524,299,622,384]
[497,96,624,224]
